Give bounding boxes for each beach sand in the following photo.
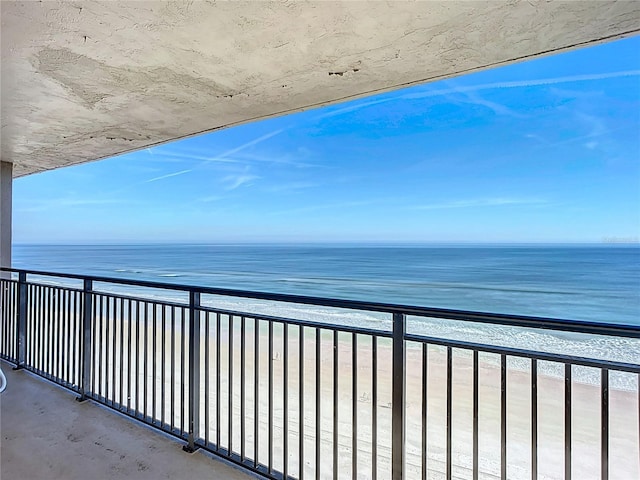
[83,312,640,480]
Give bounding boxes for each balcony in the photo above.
[0,363,250,480]
[1,267,639,480]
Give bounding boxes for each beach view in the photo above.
[9,244,639,480]
[2,4,639,480]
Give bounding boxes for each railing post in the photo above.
[77,279,93,401]
[184,290,201,453]
[14,271,27,368]
[392,312,406,480]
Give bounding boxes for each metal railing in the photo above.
[0,267,638,480]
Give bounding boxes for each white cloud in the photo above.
[17,197,122,213]
[152,151,240,164]
[270,200,377,216]
[149,129,288,170]
[264,181,320,193]
[198,195,224,203]
[144,169,192,183]
[413,198,547,210]
[214,129,284,160]
[223,174,260,191]
[402,70,640,100]
[318,70,640,119]
[454,89,526,118]
[318,99,392,119]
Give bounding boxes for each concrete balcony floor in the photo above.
[0,361,252,480]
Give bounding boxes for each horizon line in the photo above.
[13,240,640,247]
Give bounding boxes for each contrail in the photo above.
[144,169,192,183]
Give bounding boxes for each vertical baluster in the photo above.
[333,330,338,480]
[216,312,221,450]
[300,325,305,480]
[54,289,60,380]
[57,289,62,380]
[151,304,157,424]
[56,289,62,381]
[3,279,7,358]
[151,303,159,423]
[39,286,45,374]
[241,316,246,462]
[16,272,27,369]
[284,324,289,479]
[205,312,210,446]
[501,354,507,480]
[42,286,48,376]
[422,343,428,480]
[78,279,93,402]
[51,287,55,378]
[126,300,132,412]
[4,279,9,359]
[181,306,187,435]
[315,327,321,480]
[392,313,406,480]
[152,302,157,422]
[254,318,259,468]
[119,298,125,408]
[2,279,6,357]
[27,285,34,368]
[372,335,378,480]
[268,320,273,473]
[65,290,71,384]
[602,369,609,480]
[161,305,166,428]
[26,285,35,368]
[97,295,103,398]
[446,346,452,480]
[185,291,201,453]
[46,287,52,377]
[171,304,176,429]
[108,296,113,403]
[144,301,149,419]
[531,359,537,480]
[1,279,5,357]
[565,364,572,480]
[2,280,6,357]
[352,333,358,480]
[55,289,60,380]
[473,350,479,480]
[58,289,62,381]
[74,291,80,387]
[136,301,141,416]
[229,314,234,454]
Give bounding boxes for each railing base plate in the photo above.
[182,444,200,454]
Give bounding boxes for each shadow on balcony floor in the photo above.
[0,361,252,480]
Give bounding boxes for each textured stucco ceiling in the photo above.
[1,0,639,177]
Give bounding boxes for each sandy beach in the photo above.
[38,305,639,480]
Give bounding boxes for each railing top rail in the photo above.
[405,333,640,373]
[3,266,639,338]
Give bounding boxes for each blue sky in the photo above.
[15,36,640,244]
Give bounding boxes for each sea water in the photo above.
[12,244,640,387]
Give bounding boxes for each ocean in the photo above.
[13,244,639,324]
[12,244,640,384]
